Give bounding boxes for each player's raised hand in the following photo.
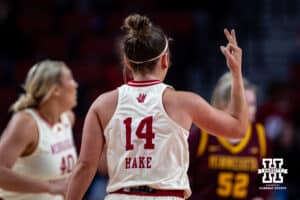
[220,28,242,75]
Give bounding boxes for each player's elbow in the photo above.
[229,112,249,139]
[232,121,248,139]
[77,159,98,172]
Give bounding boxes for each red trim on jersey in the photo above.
[110,188,184,198]
[127,80,161,87]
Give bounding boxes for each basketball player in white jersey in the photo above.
[66,14,248,200]
[0,60,78,200]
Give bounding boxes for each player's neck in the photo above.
[227,138,241,145]
[37,103,62,125]
[133,74,161,81]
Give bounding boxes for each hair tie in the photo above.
[127,38,169,64]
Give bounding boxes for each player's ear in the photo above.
[161,53,169,70]
[52,85,61,96]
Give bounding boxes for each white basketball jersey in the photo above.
[104,80,191,199]
[0,109,77,200]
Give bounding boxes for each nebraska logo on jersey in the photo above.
[137,93,147,103]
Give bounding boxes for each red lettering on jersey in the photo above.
[132,157,138,168]
[147,157,152,168]
[124,116,155,150]
[51,139,74,154]
[124,156,152,169]
[136,93,147,103]
[60,154,75,174]
[125,157,131,169]
[139,157,145,168]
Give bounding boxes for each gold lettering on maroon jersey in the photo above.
[208,155,258,171]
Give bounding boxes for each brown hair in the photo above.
[11,60,66,112]
[121,14,168,75]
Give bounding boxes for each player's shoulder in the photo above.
[2,110,38,141]
[165,90,207,110]
[253,122,264,129]
[163,88,200,107]
[11,110,36,128]
[164,89,193,98]
[251,122,266,135]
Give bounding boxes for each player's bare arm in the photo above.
[66,91,115,200]
[175,29,248,138]
[178,91,247,138]
[0,112,64,194]
[220,28,248,136]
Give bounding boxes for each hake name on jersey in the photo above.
[125,156,152,169]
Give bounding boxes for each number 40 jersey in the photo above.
[104,80,191,199]
[0,109,77,200]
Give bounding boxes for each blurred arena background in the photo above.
[0,0,299,199]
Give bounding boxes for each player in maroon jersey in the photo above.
[188,72,272,200]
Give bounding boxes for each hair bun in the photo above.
[123,14,152,37]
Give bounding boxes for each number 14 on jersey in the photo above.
[123,116,155,151]
[123,116,154,169]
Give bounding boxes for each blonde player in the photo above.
[66,14,248,200]
[188,72,272,200]
[0,60,78,200]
